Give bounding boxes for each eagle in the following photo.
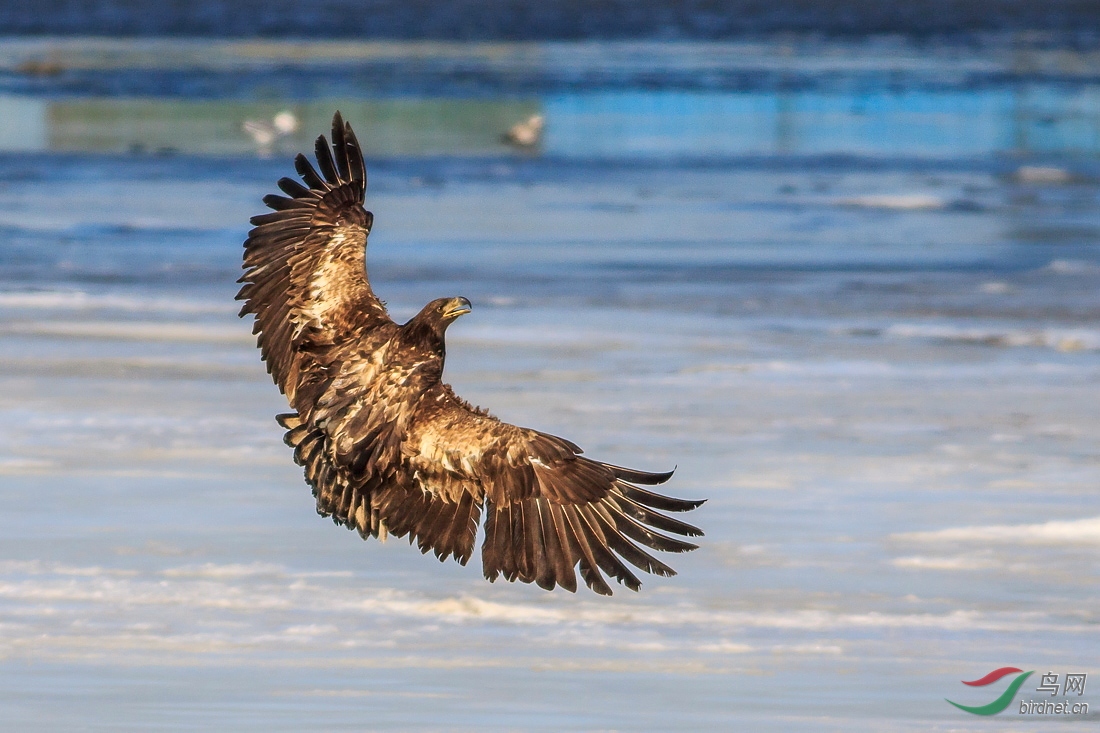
[237,112,704,595]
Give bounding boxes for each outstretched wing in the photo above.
[389,387,704,596]
[237,112,391,407]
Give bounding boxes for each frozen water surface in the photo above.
[0,37,1098,730]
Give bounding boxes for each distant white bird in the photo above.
[501,114,544,149]
[242,111,300,157]
[1014,165,1070,184]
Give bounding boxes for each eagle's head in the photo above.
[438,296,473,321]
[406,296,472,339]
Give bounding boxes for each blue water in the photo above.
[0,36,1097,731]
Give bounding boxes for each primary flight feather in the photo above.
[238,112,704,595]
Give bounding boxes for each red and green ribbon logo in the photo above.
[946,667,1034,715]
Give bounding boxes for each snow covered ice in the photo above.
[0,35,1098,731]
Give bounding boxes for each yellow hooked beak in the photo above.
[443,297,472,319]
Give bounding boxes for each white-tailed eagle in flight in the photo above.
[238,113,703,595]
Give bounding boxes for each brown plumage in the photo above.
[238,112,704,595]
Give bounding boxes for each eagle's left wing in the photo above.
[237,112,391,410]
[380,387,704,596]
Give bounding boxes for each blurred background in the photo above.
[0,2,1098,731]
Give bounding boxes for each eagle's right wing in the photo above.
[237,112,392,407]
[386,387,704,596]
